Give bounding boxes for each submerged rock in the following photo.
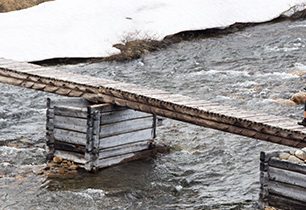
[43,157,81,178]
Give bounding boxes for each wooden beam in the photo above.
[1,60,306,148]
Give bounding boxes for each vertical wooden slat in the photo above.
[92,108,101,170]
[46,98,55,158]
[85,106,94,171]
[152,114,157,139]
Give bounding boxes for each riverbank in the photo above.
[1,0,306,62]
[33,12,306,66]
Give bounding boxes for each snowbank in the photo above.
[0,0,306,61]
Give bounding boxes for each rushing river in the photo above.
[1,19,306,209]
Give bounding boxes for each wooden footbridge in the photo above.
[1,58,306,148]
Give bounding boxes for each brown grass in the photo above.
[0,0,52,12]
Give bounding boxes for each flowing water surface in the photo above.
[1,19,306,209]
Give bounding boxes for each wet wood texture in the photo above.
[46,97,155,171]
[1,58,306,148]
[260,151,306,209]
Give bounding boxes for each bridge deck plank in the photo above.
[1,59,306,148]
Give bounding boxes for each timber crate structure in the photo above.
[260,151,306,210]
[46,98,156,171]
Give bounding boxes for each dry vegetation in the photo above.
[0,0,51,12]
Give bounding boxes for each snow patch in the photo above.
[0,0,306,61]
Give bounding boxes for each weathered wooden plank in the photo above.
[133,89,169,97]
[242,114,273,121]
[48,97,90,108]
[54,115,87,133]
[260,171,269,186]
[227,112,267,119]
[46,98,55,152]
[106,83,147,92]
[101,109,152,125]
[269,158,306,174]
[53,128,87,145]
[260,162,269,172]
[254,116,292,124]
[100,117,154,138]
[260,151,282,162]
[267,120,302,129]
[89,103,111,112]
[46,118,54,131]
[2,59,306,149]
[47,108,54,118]
[180,100,218,106]
[269,157,306,175]
[89,103,127,113]
[209,107,246,114]
[85,107,95,171]
[33,69,113,87]
[53,140,86,154]
[95,146,161,169]
[96,153,136,168]
[292,126,306,132]
[92,110,101,155]
[266,193,306,210]
[149,94,189,102]
[197,104,224,111]
[280,125,306,130]
[99,141,150,159]
[53,101,125,119]
[99,93,306,147]
[268,180,306,203]
[54,106,88,118]
[0,75,24,86]
[53,150,86,165]
[268,166,306,189]
[99,128,154,148]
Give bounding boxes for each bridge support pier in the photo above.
[259,150,306,209]
[46,97,159,171]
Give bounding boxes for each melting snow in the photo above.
[0,0,306,61]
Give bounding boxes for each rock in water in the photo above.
[68,164,78,170]
[288,155,304,164]
[53,156,62,164]
[290,91,306,105]
[58,168,65,175]
[273,99,296,106]
[279,152,290,160]
[295,149,306,161]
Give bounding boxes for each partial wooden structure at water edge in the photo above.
[260,151,306,210]
[46,98,156,171]
[2,58,306,149]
